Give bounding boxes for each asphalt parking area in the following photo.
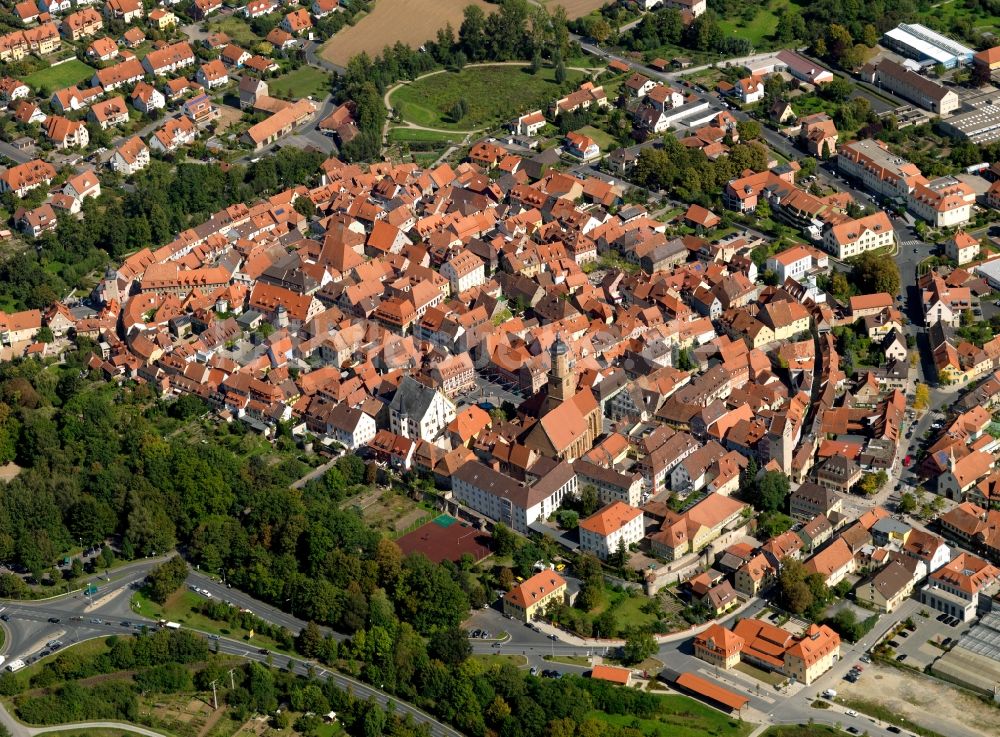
[884,611,966,670]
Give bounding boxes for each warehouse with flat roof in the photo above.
[882,23,974,68]
[940,100,1000,145]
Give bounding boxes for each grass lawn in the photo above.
[390,64,584,131]
[3,638,111,691]
[131,589,291,654]
[470,654,527,667]
[207,15,262,46]
[585,694,751,737]
[608,591,659,632]
[409,151,442,168]
[25,59,95,92]
[761,727,843,737]
[388,127,464,143]
[267,66,331,100]
[716,0,788,47]
[544,655,591,666]
[573,124,617,151]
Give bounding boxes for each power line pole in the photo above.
[228,668,236,690]
[209,680,218,710]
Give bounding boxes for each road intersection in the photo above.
[0,557,963,737]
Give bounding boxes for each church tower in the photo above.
[546,334,575,407]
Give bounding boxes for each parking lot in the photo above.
[882,611,967,670]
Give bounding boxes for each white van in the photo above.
[6,659,25,672]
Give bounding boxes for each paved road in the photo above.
[0,140,31,165]
[0,564,448,736]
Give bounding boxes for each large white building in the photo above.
[440,250,485,295]
[579,501,644,560]
[907,177,975,228]
[822,211,895,259]
[388,375,457,442]
[765,244,828,283]
[866,59,959,116]
[882,23,974,68]
[451,459,578,534]
[837,139,921,200]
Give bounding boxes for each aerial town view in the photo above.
[0,0,999,736]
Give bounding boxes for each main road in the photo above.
[0,562,457,737]
[0,556,943,737]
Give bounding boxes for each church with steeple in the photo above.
[523,334,602,461]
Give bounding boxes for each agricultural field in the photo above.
[320,0,493,67]
[390,64,584,131]
[348,486,435,537]
[267,66,331,100]
[536,0,608,19]
[25,59,95,93]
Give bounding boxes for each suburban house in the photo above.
[111,136,149,175]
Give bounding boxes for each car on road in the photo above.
[120,621,130,627]
[888,726,901,734]
[257,648,269,654]
[89,618,102,624]
[847,728,860,734]
[208,634,220,640]
[0,615,9,622]
[846,710,858,717]
[47,617,60,623]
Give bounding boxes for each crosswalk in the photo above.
[900,239,923,249]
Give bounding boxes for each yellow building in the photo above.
[693,623,744,670]
[783,624,841,685]
[503,570,568,622]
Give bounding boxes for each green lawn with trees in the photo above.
[267,66,332,100]
[390,64,584,131]
[24,60,95,95]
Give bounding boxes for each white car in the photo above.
[846,710,858,717]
